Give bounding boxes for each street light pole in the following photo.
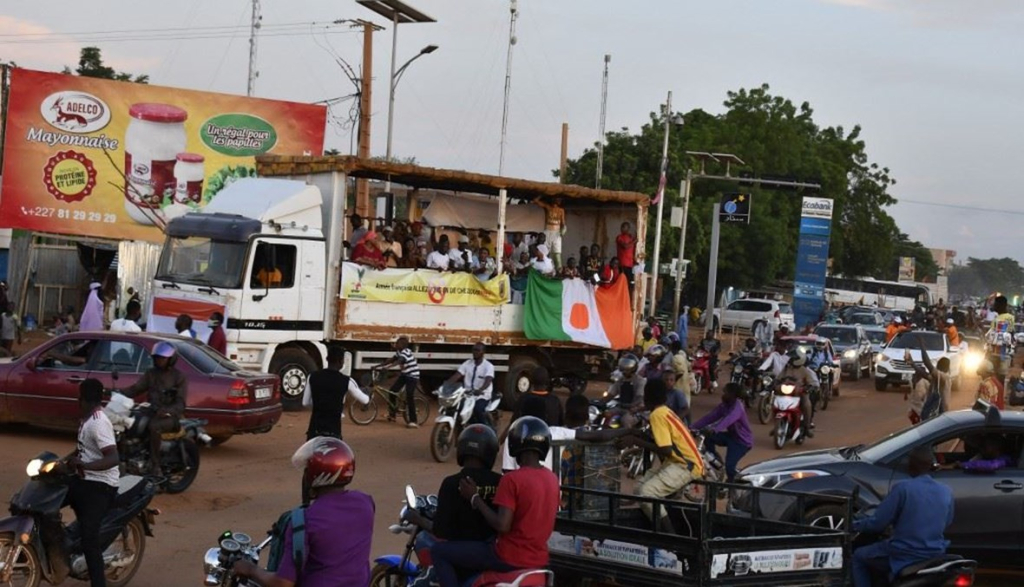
[647,90,673,318]
[383,44,437,192]
[385,11,399,173]
[671,170,692,330]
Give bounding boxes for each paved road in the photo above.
[0,368,1011,585]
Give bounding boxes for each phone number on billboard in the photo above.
[20,206,117,223]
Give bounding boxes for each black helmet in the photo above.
[507,416,551,460]
[745,337,757,350]
[457,424,499,469]
[617,354,639,378]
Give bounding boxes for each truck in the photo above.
[148,156,649,408]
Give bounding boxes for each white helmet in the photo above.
[787,348,807,367]
[893,316,903,325]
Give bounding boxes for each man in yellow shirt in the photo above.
[621,379,704,532]
[256,265,283,288]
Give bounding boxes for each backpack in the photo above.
[266,506,308,574]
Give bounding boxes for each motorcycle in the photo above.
[551,373,588,396]
[0,452,158,587]
[772,378,806,450]
[691,349,712,395]
[726,353,760,407]
[854,531,976,586]
[815,363,835,411]
[430,383,503,462]
[104,390,210,494]
[202,531,272,586]
[369,485,437,587]
[756,373,775,425]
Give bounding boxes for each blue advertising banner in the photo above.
[793,197,833,330]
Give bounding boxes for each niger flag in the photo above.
[523,271,633,350]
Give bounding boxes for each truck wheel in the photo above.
[271,349,318,411]
[874,378,887,392]
[504,356,540,410]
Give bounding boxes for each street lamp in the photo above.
[356,0,435,191]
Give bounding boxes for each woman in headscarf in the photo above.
[79,282,104,331]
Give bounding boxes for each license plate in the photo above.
[255,386,272,400]
[901,373,912,382]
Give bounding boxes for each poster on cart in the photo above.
[0,68,327,242]
[709,547,842,578]
[792,197,833,331]
[340,262,510,306]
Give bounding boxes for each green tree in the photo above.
[66,47,149,84]
[950,258,1024,298]
[562,84,903,306]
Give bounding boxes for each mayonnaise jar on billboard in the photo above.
[124,103,188,225]
[174,153,206,205]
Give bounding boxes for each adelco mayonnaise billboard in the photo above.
[0,68,327,242]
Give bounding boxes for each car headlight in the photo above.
[743,470,830,489]
[733,365,743,374]
[843,350,856,359]
[964,352,982,371]
[874,353,887,364]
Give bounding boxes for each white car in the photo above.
[873,330,962,392]
[714,299,795,332]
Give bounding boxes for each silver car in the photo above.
[812,324,872,380]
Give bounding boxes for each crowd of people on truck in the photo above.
[342,212,641,303]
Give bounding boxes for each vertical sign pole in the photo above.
[704,203,721,336]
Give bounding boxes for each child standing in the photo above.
[378,336,421,428]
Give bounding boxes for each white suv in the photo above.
[714,299,795,332]
[873,330,962,391]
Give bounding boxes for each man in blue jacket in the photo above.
[851,446,954,587]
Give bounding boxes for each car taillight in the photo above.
[953,574,973,587]
[228,380,250,405]
[774,310,780,318]
[273,378,280,401]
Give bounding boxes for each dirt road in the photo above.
[0,367,1011,585]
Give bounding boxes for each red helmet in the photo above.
[292,437,356,489]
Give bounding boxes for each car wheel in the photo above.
[874,378,887,392]
[851,360,861,381]
[270,348,318,411]
[805,504,848,531]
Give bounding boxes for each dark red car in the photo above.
[0,332,282,443]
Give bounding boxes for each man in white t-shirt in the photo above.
[110,300,143,333]
[501,395,631,474]
[447,342,496,426]
[427,241,452,271]
[448,234,475,271]
[65,379,120,586]
[530,244,555,277]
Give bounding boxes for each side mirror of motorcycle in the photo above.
[405,485,416,507]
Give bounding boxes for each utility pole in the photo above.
[559,123,569,183]
[596,54,610,188]
[647,90,674,318]
[246,0,261,96]
[355,20,376,218]
[671,171,691,329]
[498,0,519,176]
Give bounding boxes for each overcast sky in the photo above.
[3,0,1022,263]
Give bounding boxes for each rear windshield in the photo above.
[779,303,793,314]
[814,327,857,344]
[170,340,240,375]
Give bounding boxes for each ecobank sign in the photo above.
[801,197,834,219]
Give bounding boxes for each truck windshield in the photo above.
[155,236,248,288]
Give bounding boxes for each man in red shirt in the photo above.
[616,221,637,288]
[206,312,227,356]
[431,416,559,587]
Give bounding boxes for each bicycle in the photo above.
[348,368,431,426]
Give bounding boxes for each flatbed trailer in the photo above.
[547,442,853,586]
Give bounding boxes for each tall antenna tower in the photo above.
[246,0,262,96]
[596,54,610,188]
[498,0,519,176]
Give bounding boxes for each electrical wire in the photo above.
[0,21,329,38]
[0,24,355,45]
[897,198,1024,216]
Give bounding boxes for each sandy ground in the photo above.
[0,330,1017,585]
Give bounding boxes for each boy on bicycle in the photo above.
[377,336,421,428]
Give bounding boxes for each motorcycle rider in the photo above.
[759,340,791,377]
[432,417,560,587]
[407,425,503,587]
[640,344,669,381]
[698,330,722,390]
[752,319,774,354]
[692,382,752,482]
[126,341,188,473]
[62,378,120,587]
[620,379,705,532]
[852,446,954,587]
[776,348,819,437]
[807,338,831,370]
[234,437,375,586]
[446,342,497,427]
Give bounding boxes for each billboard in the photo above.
[792,197,833,330]
[0,69,327,242]
[898,256,916,283]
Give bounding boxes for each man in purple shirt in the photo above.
[233,438,375,587]
[692,382,753,482]
[941,434,1013,474]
